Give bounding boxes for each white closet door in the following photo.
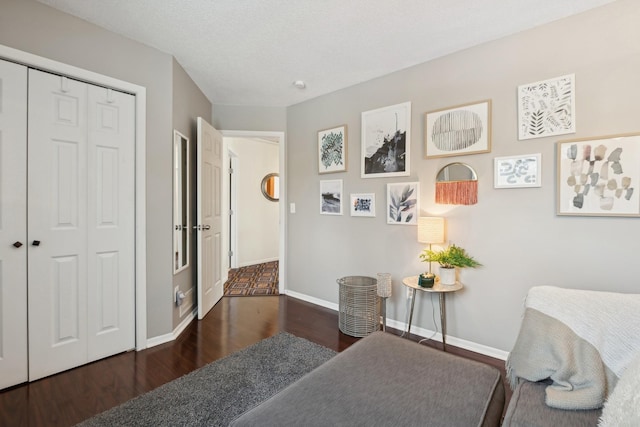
[27,69,136,380]
[86,85,135,361]
[27,70,90,380]
[0,59,28,389]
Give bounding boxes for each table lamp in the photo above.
[418,217,445,274]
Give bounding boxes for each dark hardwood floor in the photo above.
[0,295,509,426]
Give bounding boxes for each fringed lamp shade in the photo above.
[417,217,445,244]
[435,180,478,205]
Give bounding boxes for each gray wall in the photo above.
[0,0,211,339]
[213,105,286,132]
[286,0,640,353]
[172,59,213,329]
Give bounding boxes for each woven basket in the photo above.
[337,276,379,337]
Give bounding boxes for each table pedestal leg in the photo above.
[406,289,417,337]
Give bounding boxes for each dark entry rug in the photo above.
[76,332,335,427]
[224,261,279,296]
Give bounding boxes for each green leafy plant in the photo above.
[419,244,481,269]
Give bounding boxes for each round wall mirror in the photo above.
[435,162,478,205]
[261,173,279,202]
[435,162,478,182]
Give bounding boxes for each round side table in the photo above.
[402,276,463,351]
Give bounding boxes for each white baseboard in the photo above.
[283,290,509,361]
[283,289,339,311]
[146,308,196,348]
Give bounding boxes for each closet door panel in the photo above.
[27,69,89,381]
[87,86,135,360]
[0,59,28,390]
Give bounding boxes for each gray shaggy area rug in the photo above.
[77,332,336,427]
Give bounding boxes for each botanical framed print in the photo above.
[350,193,376,217]
[320,179,343,215]
[361,102,411,178]
[518,74,575,140]
[494,153,542,188]
[557,134,640,217]
[424,100,491,159]
[318,125,347,174]
[387,182,419,225]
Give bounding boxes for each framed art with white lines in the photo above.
[424,100,491,159]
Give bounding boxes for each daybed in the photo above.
[504,286,640,426]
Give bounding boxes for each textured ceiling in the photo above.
[37,0,616,107]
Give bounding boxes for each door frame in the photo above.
[228,150,239,269]
[0,43,148,350]
[221,130,285,293]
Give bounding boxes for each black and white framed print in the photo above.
[361,102,411,178]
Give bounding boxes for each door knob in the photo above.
[13,241,23,248]
[32,240,41,246]
[202,225,211,230]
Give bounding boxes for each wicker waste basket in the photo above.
[337,276,380,337]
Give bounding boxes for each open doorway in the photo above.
[221,131,285,297]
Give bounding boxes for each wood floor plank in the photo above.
[0,295,508,426]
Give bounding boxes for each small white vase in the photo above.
[439,267,456,285]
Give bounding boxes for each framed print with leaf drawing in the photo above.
[518,74,575,140]
[387,182,419,225]
[424,100,491,159]
[361,102,411,178]
[318,125,347,174]
[557,134,640,217]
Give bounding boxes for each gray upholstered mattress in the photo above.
[231,331,504,427]
[503,380,601,427]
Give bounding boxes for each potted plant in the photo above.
[419,244,481,285]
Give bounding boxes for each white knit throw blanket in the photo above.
[506,286,640,410]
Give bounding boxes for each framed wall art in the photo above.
[350,193,376,217]
[494,153,542,188]
[318,125,347,174]
[361,102,411,178]
[518,74,575,140]
[320,179,343,215]
[424,100,491,159]
[386,182,419,225]
[557,134,640,217]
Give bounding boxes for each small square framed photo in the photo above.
[318,125,347,174]
[424,100,491,159]
[387,182,419,225]
[350,193,376,217]
[494,154,542,188]
[320,179,343,215]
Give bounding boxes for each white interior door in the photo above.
[27,69,135,380]
[0,59,28,389]
[197,117,223,319]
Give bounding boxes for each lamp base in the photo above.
[418,274,435,288]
